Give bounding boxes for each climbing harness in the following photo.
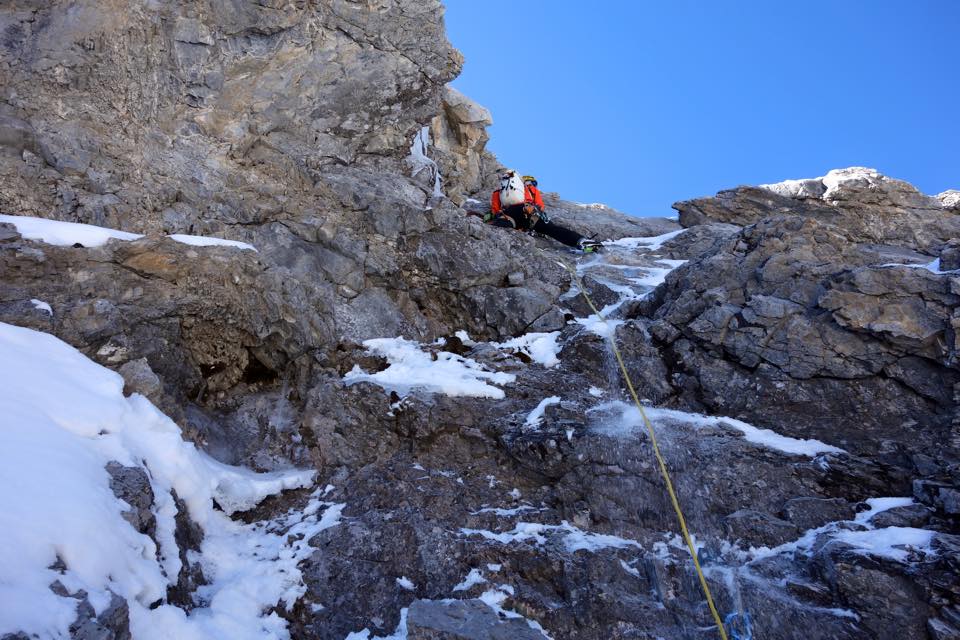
[557,256,731,640]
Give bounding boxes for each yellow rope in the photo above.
[560,258,729,640]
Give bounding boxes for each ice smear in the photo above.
[628,259,687,288]
[452,568,487,592]
[0,322,329,640]
[603,229,686,251]
[343,337,515,399]
[461,521,641,554]
[493,331,561,368]
[470,505,536,516]
[524,396,560,429]
[30,299,52,314]
[588,401,845,457]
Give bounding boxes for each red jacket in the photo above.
[491,184,545,214]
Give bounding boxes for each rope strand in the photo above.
[560,258,729,640]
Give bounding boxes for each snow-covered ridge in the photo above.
[0,214,257,251]
[759,166,957,206]
[0,322,328,639]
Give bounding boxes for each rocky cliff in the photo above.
[1,2,958,640]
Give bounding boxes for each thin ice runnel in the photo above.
[407,125,443,198]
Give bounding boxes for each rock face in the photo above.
[541,194,679,241]
[642,215,960,461]
[1,2,959,640]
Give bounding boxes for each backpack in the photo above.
[498,171,526,207]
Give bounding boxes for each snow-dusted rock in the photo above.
[0,1,957,639]
[938,189,960,210]
[676,167,960,252]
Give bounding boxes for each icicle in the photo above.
[407,125,443,198]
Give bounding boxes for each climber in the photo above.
[488,170,602,252]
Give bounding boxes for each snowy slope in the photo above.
[0,322,334,640]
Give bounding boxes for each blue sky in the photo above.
[444,1,960,217]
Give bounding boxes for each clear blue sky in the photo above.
[444,1,960,216]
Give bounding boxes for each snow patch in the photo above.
[749,496,934,565]
[479,587,553,639]
[1,213,143,246]
[493,332,561,368]
[603,229,686,251]
[879,258,958,275]
[1,214,257,252]
[524,396,560,429]
[854,497,916,524]
[343,337,515,399]
[628,259,686,289]
[396,576,415,591]
[574,314,623,340]
[452,568,487,592]
[30,299,52,314]
[167,234,257,251]
[345,608,409,640]
[833,527,935,562]
[454,330,477,346]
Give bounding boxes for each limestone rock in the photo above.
[542,194,679,241]
[407,599,550,639]
[105,462,156,537]
[641,215,960,459]
[430,87,494,201]
[941,239,960,271]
